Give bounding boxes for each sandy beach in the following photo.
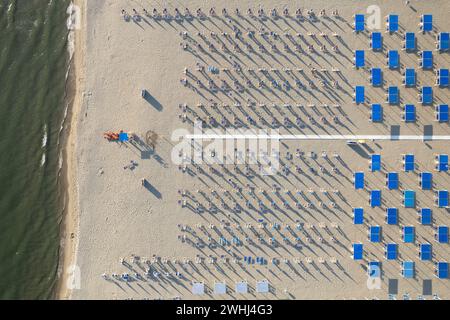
[62,0,449,300]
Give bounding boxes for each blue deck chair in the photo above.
[386,208,398,225]
[403,154,414,172]
[420,86,433,104]
[386,15,398,32]
[354,14,365,32]
[420,14,432,32]
[404,68,415,87]
[371,32,382,51]
[370,154,381,171]
[436,262,448,279]
[404,190,415,208]
[354,50,365,68]
[419,243,432,261]
[354,172,364,189]
[404,32,415,50]
[386,172,399,190]
[353,208,364,224]
[436,104,449,122]
[436,154,448,172]
[437,226,448,243]
[420,51,433,69]
[403,104,416,122]
[368,262,381,278]
[437,32,449,51]
[353,243,363,260]
[371,68,382,86]
[371,104,383,122]
[388,50,399,69]
[419,208,432,225]
[436,190,449,208]
[386,243,397,260]
[354,86,365,104]
[420,172,432,190]
[370,190,381,207]
[436,69,449,87]
[387,86,399,104]
[370,226,382,243]
[403,226,415,243]
[402,262,415,278]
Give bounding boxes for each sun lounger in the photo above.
[436,262,448,279]
[403,154,415,172]
[403,226,415,243]
[404,32,415,51]
[214,282,227,294]
[419,208,432,225]
[354,14,365,32]
[371,68,382,86]
[235,281,248,294]
[436,190,449,208]
[437,32,449,51]
[420,14,432,32]
[353,243,363,260]
[370,190,382,207]
[386,172,399,189]
[368,261,381,278]
[192,282,205,295]
[403,190,415,208]
[369,226,382,243]
[436,68,449,87]
[436,226,449,243]
[386,243,397,260]
[370,154,381,171]
[403,104,416,122]
[420,172,432,190]
[419,243,432,261]
[256,280,269,293]
[387,50,399,69]
[353,208,364,224]
[370,32,382,51]
[387,86,399,104]
[386,208,398,225]
[436,154,448,172]
[354,86,365,104]
[436,104,449,122]
[402,261,415,278]
[419,86,433,104]
[386,15,399,32]
[354,50,365,68]
[403,68,415,86]
[354,172,365,189]
[420,51,433,69]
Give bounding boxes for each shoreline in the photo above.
[56,0,85,300]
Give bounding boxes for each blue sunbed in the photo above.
[354,14,365,32]
[388,50,399,69]
[353,243,363,260]
[420,208,432,225]
[370,190,381,207]
[404,68,415,86]
[436,262,448,279]
[437,226,448,243]
[387,15,399,32]
[420,172,432,190]
[404,32,415,50]
[386,243,397,260]
[370,226,382,243]
[386,208,398,225]
[387,172,399,189]
[354,172,364,189]
[420,243,432,261]
[437,32,449,51]
[355,50,365,68]
[437,190,449,208]
[387,86,399,104]
[437,69,449,87]
[421,51,433,69]
[371,154,381,171]
[436,104,449,122]
[353,208,364,224]
[420,14,432,32]
[403,226,415,243]
[404,190,415,208]
[420,86,433,104]
[403,154,414,172]
[404,104,415,122]
[371,104,383,122]
[354,86,365,104]
[402,261,414,278]
[371,68,382,86]
[437,154,448,172]
[371,32,382,51]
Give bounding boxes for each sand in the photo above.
[62,0,449,300]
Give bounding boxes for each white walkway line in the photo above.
[185,134,450,141]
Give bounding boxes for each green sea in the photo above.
[0,0,71,299]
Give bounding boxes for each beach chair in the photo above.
[386,208,398,225]
[386,172,399,190]
[436,69,449,87]
[370,154,381,171]
[386,243,397,260]
[387,50,399,69]
[435,154,448,172]
[436,104,449,122]
[436,226,449,243]
[403,190,415,208]
[256,280,269,293]
[370,190,382,207]
[404,32,416,51]
[354,86,365,104]
[419,86,433,105]
[353,208,364,225]
[420,14,432,32]
[354,14,365,32]
[368,261,381,278]
[402,261,415,278]
[353,243,363,260]
[403,154,415,172]
[214,282,227,295]
[437,32,449,51]
[436,262,448,279]
[403,68,415,87]
[419,243,432,261]
[370,104,383,123]
[192,282,205,295]
[403,226,415,243]
[387,86,399,104]
[420,172,432,190]
[420,51,433,69]
[403,104,416,122]
[235,281,248,294]
[419,208,432,225]
[354,50,365,68]
[386,14,399,33]
[354,172,365,189]
[369,226,382,243]
[371,68,382,86]
[370,32,382,51]
[435,190,449,208]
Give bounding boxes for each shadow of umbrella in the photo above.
[142,89,163,111]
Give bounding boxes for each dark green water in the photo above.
[0,0,70,299]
